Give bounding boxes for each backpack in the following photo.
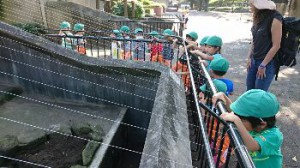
[275,17,300,80]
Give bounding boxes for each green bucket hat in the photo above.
[134,28,143,34]
[186,31,198,41]
[199,36,209,46]
[120,26,130,33]
[60,21,71,29]
[149,31,160,38]
[113,29,120,34]
[204,35,223,47]
[163,29,174,36]
[200,79,227,93]
[113,29,121,37]
[230,89,280,118]
[74,23,84,31]
[210,57,229,72]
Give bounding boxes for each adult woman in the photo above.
[246,0,282,91]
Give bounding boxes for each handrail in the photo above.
[188,52,256,168]
[182,40,215,167]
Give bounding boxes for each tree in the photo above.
[287,0,300,17]
[124,0,128,17]
[197,0,209,11]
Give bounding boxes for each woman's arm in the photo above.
[262,18,282,66]
[257,18,282,79]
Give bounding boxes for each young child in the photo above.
[172,31,199,90]
[199,79,227,108]
[111,29,122,59]
[190,35,223,66]
[119,25,131,59]
[214,89,283,168]
[149,31,163,62]
[58,21,73,49]
[209,57,234,95]
[199,79,231,167]
[132,28,148,61]
[73,23,86,55]
[162,29,175,66]
[196,36,209,52]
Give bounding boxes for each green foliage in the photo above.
[145,8,151,14]
[112,1,145,19]
[12,23,46,35]
[209,0,248,7]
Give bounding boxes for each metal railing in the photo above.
[103,19,184,36]
[44,34,188,69]
[185,48,256,167]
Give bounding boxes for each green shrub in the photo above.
[12,23,46,35]
[112,1,145,19]
[145,8,150,14]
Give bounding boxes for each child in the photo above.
[199,79,227,108]
[132,28,148,61]
[58,21,73,49]
[172,31,199,90]
[73,23,86,55]
[190,35,223,65]
[119,25,131,59]
[199,79,230,167]
[196,36,209,52]
[149,31,163,62]
[209,57,234,95]
[111,29,122,59]
[162,29,175,66]
[214,89,283,168]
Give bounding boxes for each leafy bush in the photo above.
[112,1,145,19]
[145,8,150,14]
[209,0,247,7]
[12,23,46,35]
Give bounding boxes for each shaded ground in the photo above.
[3,134,87,168]
[0,84,126,167]
[185,11,300,167]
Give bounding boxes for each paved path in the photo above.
[184,11,300,168]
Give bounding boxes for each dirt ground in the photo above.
[2,134,87,168]
[185,11,300,168]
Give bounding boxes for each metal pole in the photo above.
[182,41,215,168]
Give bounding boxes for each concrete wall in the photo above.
[0,0,44,25]
[0,21,192,167]
[0,0,111,31]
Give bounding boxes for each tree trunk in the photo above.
[204,0,209,12]
[131,2,135,18]
[288,0,300,17]
[198,0,203,11]
[124,0,128,18]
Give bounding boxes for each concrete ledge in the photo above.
[0,21,192,167]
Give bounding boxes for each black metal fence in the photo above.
[44,34,190,70]
[185,48,255,167]
[103,19,184,36]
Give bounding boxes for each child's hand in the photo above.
[212,92,227,106]
[220,112,239,123]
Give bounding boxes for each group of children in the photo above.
[110,26,178,66]
[58,21,86,55]
[180,33,283,167]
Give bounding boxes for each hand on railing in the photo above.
[212,92,232,113]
